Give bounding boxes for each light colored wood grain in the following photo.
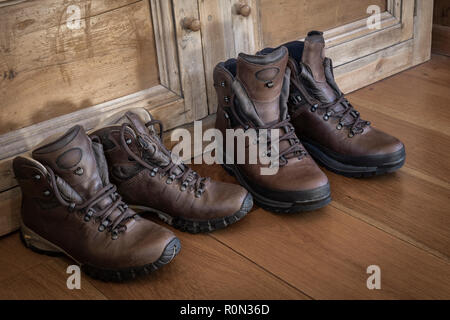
[327,0,414,67]
[172,0,208,122]
[89,228,308,299]
[0,0,160,134]
[198,0,235,114]
[259,0,387,47]
[0,86,178,161]
[150,0,181,94]
[0,187,20,237]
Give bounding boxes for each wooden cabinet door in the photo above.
[200,0,433,113]
[0,0,208,235]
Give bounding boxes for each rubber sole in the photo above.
[222,164,331,214]
[131,192,253,234]
[302,140,406,178]
[20,223,180,282]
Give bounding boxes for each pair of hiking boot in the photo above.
[214,31,405,213]
[15,110,252,281]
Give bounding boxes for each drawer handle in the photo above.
[237,4,251,17]
[183,17,201,32]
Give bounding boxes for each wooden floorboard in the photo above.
[0,55,448,300]
[347,54,450,136]
[89,225,308,300]
[194,164,450,299]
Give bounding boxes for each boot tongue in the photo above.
[121,111,171,168]
[32,125,105,199]
[236,46,289,125]
[301,31,337,104]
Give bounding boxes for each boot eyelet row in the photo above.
[310,104,318,112]
[111,230,119,240]
[180,181,189,191]
[323,112,332,121]
[336,123,343,130]
[195,190,203,198]
[98,220,109,232]
[150,167,158,177]
[166,175,176,184]
[84,208,94,222]
[224,96,230,103]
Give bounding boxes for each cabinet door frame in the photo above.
[206,0,432,96]
[0,0,208,235]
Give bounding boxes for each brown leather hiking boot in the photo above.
[214,47,331,213]
[260,31,406,177]
[90,109,253,234]
[14,125,180,282]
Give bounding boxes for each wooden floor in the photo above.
[0,54,449,300]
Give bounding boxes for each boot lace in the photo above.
[229,105,306,167]
[119,121,210,197]
[46,166,134,239]
[316,95,370,137]
[291,77,370,137]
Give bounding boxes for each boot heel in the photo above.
[20,224,63,256]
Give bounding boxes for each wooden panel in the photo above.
[0,0,159,134]
[260,0,387,47]
[192,164,450,299]
[91,228,308,299]
[172,0,208,121]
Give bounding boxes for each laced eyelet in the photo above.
[74,167,84,176]
[180,181,189,191]
[125,138,132,145]
[67,203,76,212]
[98,220,109,232]
[43,190,51,197]
[366,121,371,126]
[220,81,225,87]
[111,230,119,240]
[224,111,229,119]
[84,208,94,221]
[265,81,274,88]
[336,123,343,130]
[348,131,355,138]
[33,174,41,181]
[195,190,203,198]
[150,168,158,177]
[166,175,175,184]
[224,96,230,103]
[310,104,318,112]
